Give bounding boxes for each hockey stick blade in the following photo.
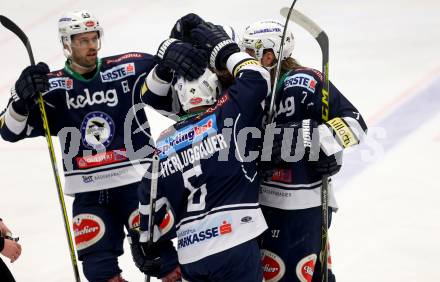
[280,8,328,72]
[0,15,35,65]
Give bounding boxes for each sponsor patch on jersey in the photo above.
[327,117,359,148]
[80,111,115,149]
[73,213,105,251]
[284,73,317,93]
[261,249,286,282]
[197,94,229,119]
[271,168,292,183]
[159,210,174,236]
[296,254,317,282]
[128,209,140,230]
[100,63,136,82]
[106,53,144,64]
[67,88,119,109]
[156,114,218,159]
[49,77,73,91]
[75,149,127,169]
[176,216,233,249]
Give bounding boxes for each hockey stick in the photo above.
[280,8,330,282]
[146,154,160,282]
[266,0,299,124]
[0,15,81,282]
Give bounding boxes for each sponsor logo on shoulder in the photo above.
[156,114,218,159]
[106,53,144,64]
[284,73,317,93]
[49,77,73,90]
[100,63,136,82]
[73,213,105,250]
[261,249,286,282]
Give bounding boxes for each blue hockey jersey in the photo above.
[138,53,270,265]
[260,67,368,210]
[0,52,170,194]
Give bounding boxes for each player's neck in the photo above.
[70,60,96,74]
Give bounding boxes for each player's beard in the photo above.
[71,48,98,70]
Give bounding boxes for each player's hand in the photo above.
[1,239,21,263]
[12,62,50,115]
[128,229,162,277]
[191,23,240,70]
[311,151,342,176]
[156,38,208,81]
[170,13,206,42]
[0,220,12,236]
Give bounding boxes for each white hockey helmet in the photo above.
[174,68,221,112]
[241,20,294,63]
[58,11,104,58]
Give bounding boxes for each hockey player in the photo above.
[134,21,271,281]
[242,20,368,282]
[0,10,207,282]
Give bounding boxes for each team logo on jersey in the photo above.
[81,111,115,149]
[49,77,73,90]
[296,254,317,282]
[284,73,317,93]
[261,249,286,282]
[100,63,136,82]
[73,213,105,251]
[177,218,232,249]
[156,114,218,159]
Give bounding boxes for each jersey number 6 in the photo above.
[182,165,207,212]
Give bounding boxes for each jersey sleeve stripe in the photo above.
[4,105,27,135]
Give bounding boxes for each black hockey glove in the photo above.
[12,62,50,115]
[170,13,206,42]
[128,229,178,278]
[264,119,342,177]
[156,38,208,81]
[190,23,240,70]
[311,151,341,176]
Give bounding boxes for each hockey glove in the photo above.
[12,62,50,115]
[127,229,178,278]
[266,119,342,176]
[157,38,208,81]
[170,13,206,42]
[190,23,240,70]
